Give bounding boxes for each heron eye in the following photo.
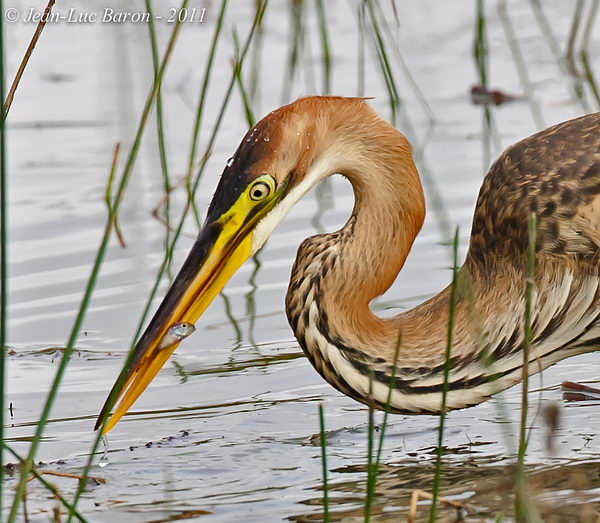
[249,181,271,201]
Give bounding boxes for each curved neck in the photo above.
[283,101,489,414]
[320,137,426,351]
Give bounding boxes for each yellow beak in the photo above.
[95,177,278,434]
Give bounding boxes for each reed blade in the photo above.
[318,403,330,522]
[0,0,7,510]
[429,228,460,522]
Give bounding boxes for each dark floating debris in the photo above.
[561,380,600,401]
[470,85,523,106]
[128,430,192,453]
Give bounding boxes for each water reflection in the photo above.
[291,457,600,521]
[244,254,262,350]
[220,292,243,350]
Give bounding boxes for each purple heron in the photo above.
[96,96,600,434]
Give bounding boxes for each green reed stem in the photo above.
[528,0,590,112]
[2,0,55,119]
[0,0,7,509]
[184,0,229,231]
[365,332,402,520]
[233,28,255,127]
[146,0,173,276]
[318,403,330,522]
[473,0,495,170]
[497,0,545,129]
[365,374,375,522]
[566,0,584,73]
[474,0,488,87]
[248,0,265,105]
[104,144,126,247]
[365,0,400,125]
[429,228,460,522]
[375,334,402,468]
[357,2,366,97]
[370,1,435,158]
[2,443,86,522]
[514,213,537,520]
[314,0,331,94]
[565,0,591,111]
[361,2,452,249]
[80,7,267,511]
[281,0,305,104]
[189,0,228,142]
[579,0,600,109]
[527,1,560,68]
[3,4,189,520]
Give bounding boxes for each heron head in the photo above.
[96,97,365,433]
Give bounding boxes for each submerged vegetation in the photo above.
[2,0,600,520]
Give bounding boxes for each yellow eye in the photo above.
[249,181,271,201]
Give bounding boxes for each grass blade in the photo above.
[146,0,173,275]
[364,374,375,522]
[314,0,331,94]
[364,331,402,520]
[318,403,330,522]
[497,0,545,129]
[248,0,266,106]
[281,0,305,104]
[357,2,366,96]
[473,0,497,170]
[0,0,7,510]
[579,0,600,109]
[183,0,229,230]
[364,0,400,125]
[232,28,256,127]
[566,0,585,74]
[104,144,126,247]
[474,0,488,87]
[514,213,538,520]
[429,228,460,522]
[2,0,55,119]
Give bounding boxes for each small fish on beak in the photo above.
[157,322,196,350]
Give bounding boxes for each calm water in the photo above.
[3,1,600,520]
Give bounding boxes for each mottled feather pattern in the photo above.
[469,113,600,267]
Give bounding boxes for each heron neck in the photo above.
[285,108,501,413]
[294,119,433,358]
